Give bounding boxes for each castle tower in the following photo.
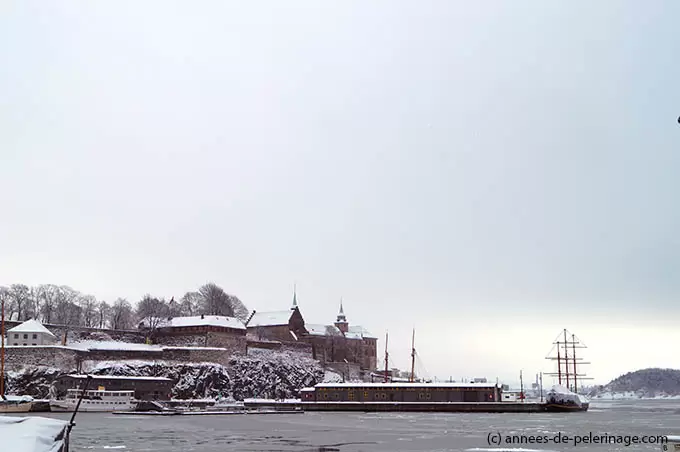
[334,299,348,333]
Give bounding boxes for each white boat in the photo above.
[50,389,136,412]
[0,415,71,452]
[0,395,34,413]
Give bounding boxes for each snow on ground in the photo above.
[71,340,161,351]
[592,391,680,400]
[70,340,227,352]
[323,370,343,383]
[2,395,34,402]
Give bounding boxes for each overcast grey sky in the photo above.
[1,1,679,384]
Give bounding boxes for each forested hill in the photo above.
[589,368,680,398]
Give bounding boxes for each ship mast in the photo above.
[544,329,591,392]
[384,331,389,383]
[410,328,415,383]
[572,333,578,392]
[563,329,570,390]
[556,341,561,384]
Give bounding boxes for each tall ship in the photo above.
[543,329,591,411]
[248,329,590,413]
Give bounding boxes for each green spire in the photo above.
[291,283,297,310]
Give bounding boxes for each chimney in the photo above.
[201,314,204,319]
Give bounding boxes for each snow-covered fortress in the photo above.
[245,296,377,371]
[2,295,377,375]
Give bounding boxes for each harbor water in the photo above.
[6,399,678,451]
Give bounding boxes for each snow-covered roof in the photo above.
[7,319,56,338]
[313,382,500,388]
[67,374,173,381]
[348,325,376,339]
[305,324,342,336]
[344,331,363,340]
[70,340,228,352]
[0,415,69,452]
[247,311,292,327]
[140,315,246,330]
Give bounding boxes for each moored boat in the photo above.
[50,389,136,412]
[0,395,34,413]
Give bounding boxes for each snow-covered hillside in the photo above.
[6,349,324,400]
[588,368,680,399]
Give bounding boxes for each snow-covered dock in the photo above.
[112,408,302,416]
[0,415,71,452]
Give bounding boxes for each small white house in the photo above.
[501,390,525,402]
[7,319,57,346]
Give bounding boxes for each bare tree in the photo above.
[79,295,99,327]
[97,301,111,329]
[7,284,30,321]
[0,287,9,316]
[179,291,200,316]
[110,298,134,330]
[26,286,39,320]
[197,283,249,321]
[136,294,169,333]
[52,286,82,326]
[197,283,231,316]
[227,293,249,322]
[37,284,60,324]
[167,297,182,317]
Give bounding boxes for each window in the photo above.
[23,334,28,339]
[13,334,18,339]
[32,343,36,346]
[23,343,27,346]
[32,334,37,339]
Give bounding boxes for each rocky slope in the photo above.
[6,349,324,400]
[588,368,680,399]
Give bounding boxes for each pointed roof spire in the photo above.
[291,283,298,310]
[336,298,347,323]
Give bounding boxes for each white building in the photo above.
[7,319,57,346]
